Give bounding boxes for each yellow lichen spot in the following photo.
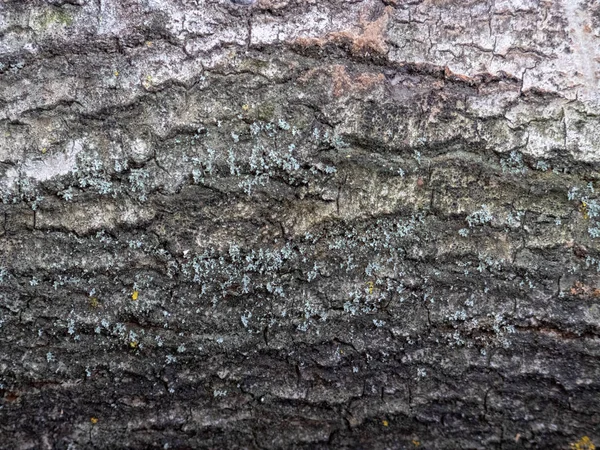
[242,104,250,111]
[366,281,374,295]
[571,436,596,450]
[382,420,388,427]
[89,297,99,308]
[90,417,98,424]
[412,440,421,447]
[146,41,153,47]
[114,70,119,77]
[142,75,153,89]
[580,201,590,220]
[41,147,47,154]
[129,341,138,349]
[132,291,139,301]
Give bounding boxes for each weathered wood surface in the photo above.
[1,0,600,448]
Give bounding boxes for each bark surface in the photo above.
[1,0,600,448]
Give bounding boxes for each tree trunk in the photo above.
[1,0,599,448]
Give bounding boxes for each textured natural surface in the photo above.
[1,0,600,449]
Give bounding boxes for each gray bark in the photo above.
[1,0,600,448]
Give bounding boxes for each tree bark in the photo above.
[1,0,599,448]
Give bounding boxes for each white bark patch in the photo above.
[563,0,598,100]
[23,140,82,182]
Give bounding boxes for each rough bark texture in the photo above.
[1,0,600,449]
